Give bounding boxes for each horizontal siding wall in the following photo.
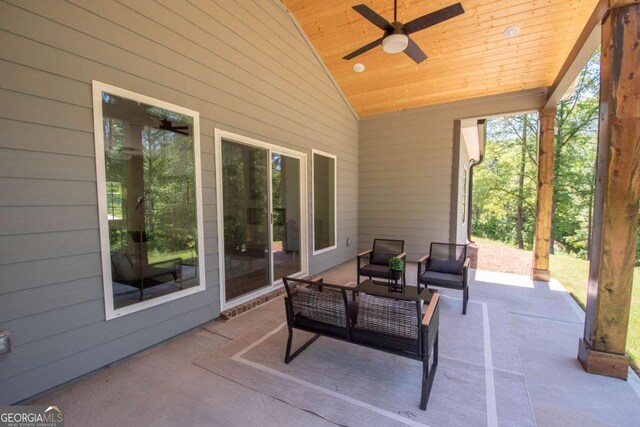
[359,90,546,262]
[0,0,358,404]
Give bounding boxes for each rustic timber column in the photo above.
[531,107,556,281]
[578,1,640,380]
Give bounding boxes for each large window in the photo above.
[312,150,337,254]
[93,82,205,319]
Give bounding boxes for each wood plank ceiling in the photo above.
[281,0,600,116]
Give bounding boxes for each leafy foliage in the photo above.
[472,113,538,249]
[473,50,602,258]
[389,256,405,271]
[551,50,599,258]
[105,113,198,264]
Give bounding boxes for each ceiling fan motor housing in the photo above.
[382,22,409,53]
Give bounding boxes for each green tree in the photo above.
[472,49,600,258]
[473,113,538,248]
[551,50,600,256]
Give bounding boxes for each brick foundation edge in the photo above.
[219,276,318,320]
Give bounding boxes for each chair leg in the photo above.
[462,286,468,315]
[420,357,430,410]
[420,334,439,410]
[173,271,183,289]
[284,329,320,364]
[284,324,294,363]
[433,333,439,366]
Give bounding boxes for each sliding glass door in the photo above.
[272,154,301,280]
[221,141,270,301]
[218,134,305,306]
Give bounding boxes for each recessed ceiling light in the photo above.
[503,25,520,38]
[353,63,365,73]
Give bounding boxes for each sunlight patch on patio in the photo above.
[472,270,535,288]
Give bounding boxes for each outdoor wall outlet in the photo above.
[346,238,351,247]
[0,330,12,355]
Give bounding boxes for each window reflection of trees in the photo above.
[102,95,199,307]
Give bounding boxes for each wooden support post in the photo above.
[578,0,640,380]
[531,107,556,281]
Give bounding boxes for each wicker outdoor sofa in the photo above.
[282,276,440,410]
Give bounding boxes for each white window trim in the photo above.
[311,149,338,255]
[214,129,308,311]
[92,81,206,321]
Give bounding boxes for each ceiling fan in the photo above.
[158,117,190,136]
[343,1,465,64]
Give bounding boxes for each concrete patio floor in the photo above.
[29,260,640,426]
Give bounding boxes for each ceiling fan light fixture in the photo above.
[382,33,409,54]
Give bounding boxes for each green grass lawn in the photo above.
[550,251,640,369]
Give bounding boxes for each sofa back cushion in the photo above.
[370,239,404,265]
[291,287,346,327]
[356,294,418,339]
[429,243,466,274]
[429,258,463,274]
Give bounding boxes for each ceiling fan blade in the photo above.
[343,37,384,60]
[158,118,190,135]
[404,38,428,64]
[352,4,393,31]
[403,3,464,35]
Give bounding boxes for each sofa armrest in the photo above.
[422,293,440,327]
[463,258,470,269]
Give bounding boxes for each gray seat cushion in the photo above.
[358,263,392,278]
[420,270,463,288]
[355,294,418,339]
